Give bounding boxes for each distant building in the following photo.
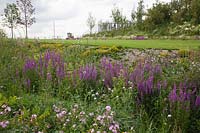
[98,21,132,32]
[66,33,74,40]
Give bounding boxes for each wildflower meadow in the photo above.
[0,39,200,133]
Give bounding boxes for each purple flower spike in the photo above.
[195,96,200,107]
[169,84,177,103]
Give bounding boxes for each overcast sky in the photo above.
[0,0,170,39]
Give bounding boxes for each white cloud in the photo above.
[0,0,171,38]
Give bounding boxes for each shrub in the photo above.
[178,49,190,58]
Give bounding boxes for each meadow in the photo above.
[0,38,200,132]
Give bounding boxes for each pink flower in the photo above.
[109,123,120,133]
[80,111,85,115]
[106,106,111,112]
[109,125,114,130]
[31,114,37,119]
[0,121,9,128]
[96,115,102,121]
[56,113,63,119]
[61,111,67,115]
[30,114,37,122]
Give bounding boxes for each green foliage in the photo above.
[111,6,127,25]
[178,49,190,57]
[144,2,171,32]
[170,22,200,36]
[93,0,200,37]
[0,29,7,38]
[136,0,145,30]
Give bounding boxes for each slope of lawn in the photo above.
[34,39,200,50]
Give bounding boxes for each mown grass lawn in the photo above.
[34,39,200,50]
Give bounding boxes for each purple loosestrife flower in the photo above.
[25,78,31,89]
[122,67,129,87]
[22,50,66,89]
[44,50,51,68]
[169,84,178,103]
[56,62,65,80]
[154,65,162,74]
[145,76,154,94]
[162,80,167,89]
[169,82,193,111]
[100,57,124,88]
[43,51,66,80]
[195,96,200,107]
[23,59,37,73]
[79,64,97,81]
[178,89,190,102]
[157,81,162,91]
[144,63,152,72]
[47,72,52,81]
[38,54,44,77]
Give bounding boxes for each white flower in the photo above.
[5,106,11,112]
[167,114,172,118]
[1,104,7,108]
[131,127,134,130]
[74,104,79,108]
[89,112,94,117]
[72,124,76,128]
[90,128,95,133]
[93,123,97,126]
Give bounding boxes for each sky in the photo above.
[0,0,171,39]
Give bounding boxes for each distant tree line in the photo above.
[1,0,35,39]
[86,0,200,37]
